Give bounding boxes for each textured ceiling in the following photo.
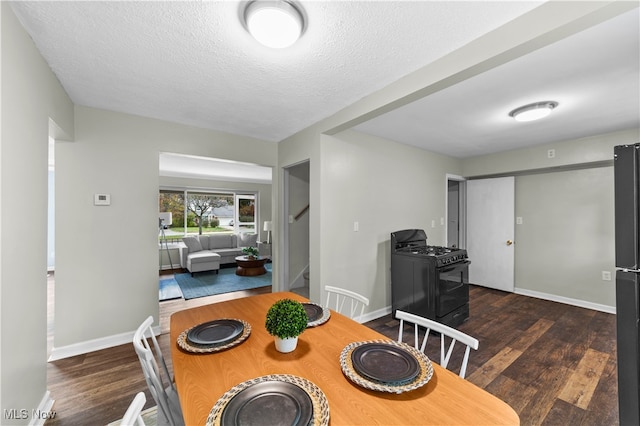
[354,7,640,158]
[10,0,542,143]
[9,1,639,165]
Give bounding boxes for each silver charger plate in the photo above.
[302,303,330,327]
[187,319,244,346]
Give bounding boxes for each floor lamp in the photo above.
[263,221,272,244]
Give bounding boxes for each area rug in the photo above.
[174,264,272,300]
[159,278,183,301]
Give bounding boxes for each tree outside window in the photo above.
[159,190,242,241]
[187,193,232,235]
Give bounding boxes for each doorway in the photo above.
[446,174,466,249]
[283,161,310,296]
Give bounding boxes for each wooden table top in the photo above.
[170,291,519,425]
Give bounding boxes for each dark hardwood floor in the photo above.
[45,281,618,425]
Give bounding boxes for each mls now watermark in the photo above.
[4,409,57,421]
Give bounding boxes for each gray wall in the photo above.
[53,106,276,355]
[318,130,462,314]
[515,166,615,307]
[287,162,310,289]
[2,3,74,422]
[463,129,639,310]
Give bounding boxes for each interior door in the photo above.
[466,177,515,292]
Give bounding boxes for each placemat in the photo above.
[206,374,330,426]
[303,303,331,327]
[340,339,434,394]
[177,318,251,354]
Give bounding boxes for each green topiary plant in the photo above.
[242,246,259,258]
[265,299,308,339]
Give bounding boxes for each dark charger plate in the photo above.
[351,343,420,385]
[187,319,244,346]
[220,381,313,426]
[302,303,324,322]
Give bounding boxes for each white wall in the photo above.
[1,3,74,422]
[53,106,276,354]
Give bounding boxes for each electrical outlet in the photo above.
[602,271,612,281]
[547,149,556,159]
[431,220,435,228]
[353,221,359,232]
[516,217,523,225]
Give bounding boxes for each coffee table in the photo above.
[235,255,267,276]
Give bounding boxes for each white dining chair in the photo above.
[396,310,479,379]
[133,316,185,426]
[324,285,369,321]
[120,392,147,426]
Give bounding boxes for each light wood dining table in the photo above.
[170,291,519,425]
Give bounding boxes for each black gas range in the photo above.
[390,229,470,327]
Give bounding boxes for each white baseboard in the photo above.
[159,263,181,270]
[356,288,614,327]
[48,325,161,361]
[514,287,616,314]
[29,391,55,426]
[356,305,392,324]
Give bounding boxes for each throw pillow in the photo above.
[182,236,203,253]
[239,233,258,247]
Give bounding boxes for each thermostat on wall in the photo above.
[94,194,111,206]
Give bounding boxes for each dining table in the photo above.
[170,291,520,425]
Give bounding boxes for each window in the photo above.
[236,194,256,233]
[186,192,234,235]
[159,189,256,242]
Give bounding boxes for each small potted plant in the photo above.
[242,246,259,259]
[265,298,308,353]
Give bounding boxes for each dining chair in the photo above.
[133,316,185,426]
[120,392,147,426]
[324,285,369,321]
[396,310,479,378]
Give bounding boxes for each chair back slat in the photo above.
[324,285,369,322]
[396,310,478,378]
[121,392,147,426]
[133,316,184,426]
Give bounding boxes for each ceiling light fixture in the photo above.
[243,1,305,49]
[509,101,559,122]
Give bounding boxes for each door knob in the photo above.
[506,240,513,246]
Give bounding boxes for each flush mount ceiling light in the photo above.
[509,101,559,122]
[243,0,305,49]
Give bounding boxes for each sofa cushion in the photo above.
[197,235,211,250]
[182,236,203,253]
[188,251,221,265]
[239,233,258,247]
[208,234,234,249]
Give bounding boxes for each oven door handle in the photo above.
[440,260,471,273]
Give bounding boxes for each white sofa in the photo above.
[180,233,259,275]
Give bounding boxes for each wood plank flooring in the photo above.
[45,283,618,425]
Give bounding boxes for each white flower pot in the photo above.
[275,336,298,353]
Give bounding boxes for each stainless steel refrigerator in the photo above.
[614,143,640,425]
